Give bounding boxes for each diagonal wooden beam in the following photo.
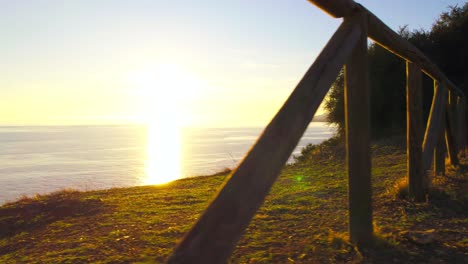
[167,18,363,264]
[422,81,447,173]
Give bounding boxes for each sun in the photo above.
[128,63,200,123]
[128,63,201,185]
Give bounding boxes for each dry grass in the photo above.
[1,137,467,263]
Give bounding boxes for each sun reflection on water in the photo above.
[144,123,181,185]
[129,63,202,185]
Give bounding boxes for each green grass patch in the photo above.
[1,136,467,263]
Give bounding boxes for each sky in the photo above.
[1,0,466,127]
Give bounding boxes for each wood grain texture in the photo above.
[307,0,357,18]
[435,127,446,177]
[422,81,447,174]
[344,12,373,246]
[366,10,463,97]
[445,91,460,166]
[456,97,466,157]
[306,0,463,97]
[167,19,363,264]
[406,62,425,200]
[449,92,459,154]
[460,98,467,156]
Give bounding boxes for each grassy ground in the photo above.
[1,136,467,263]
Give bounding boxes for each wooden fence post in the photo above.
[406,62,424,199]
[435,121,446,177]
[451,91,459,150]
[167,18,364,263]
[344,11,373,246]
[422,80,447,200]
[457,97,466,157]
[464,98,468,156]
[445,90,460,166]
[435,88,447,177]
[462,97,467,156]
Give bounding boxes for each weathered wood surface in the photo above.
[307,0,357,18]
[445,92,460,166]
[366,12,463,97]
[307,0,464,97]
[422,81,447,174]
[167,19,363,264]
[460,98,467,156]
[406,62,425,200]
[435,127,446,176]
[456,97,466,157]
[449,92,460,154]
[344,12,373,246]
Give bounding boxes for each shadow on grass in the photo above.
[323,232,410,263]
[427,187,468,217]
[371,181,468,263]
[0,189,109,239]
[358,234,467,263]
[358,236,405,263]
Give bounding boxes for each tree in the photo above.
[429,3,468,93]
[325,42,406,138]
[325,3,468,137]
[324,69,344,136]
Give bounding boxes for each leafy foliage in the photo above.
[324,69,345,136]
[325,3,468,138]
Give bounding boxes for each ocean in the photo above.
[0,123,335,204]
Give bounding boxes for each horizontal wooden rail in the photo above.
[307,0,357,18]
[365,11,464,97]
[307,0,464,97]
[168,18,363,264]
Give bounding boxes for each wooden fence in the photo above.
[167,0,466,262]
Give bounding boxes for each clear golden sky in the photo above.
[1,0,465,127]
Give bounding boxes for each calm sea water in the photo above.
[0,123,335,204]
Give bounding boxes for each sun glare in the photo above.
[129,63,202,185]
[145,122,181,185]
